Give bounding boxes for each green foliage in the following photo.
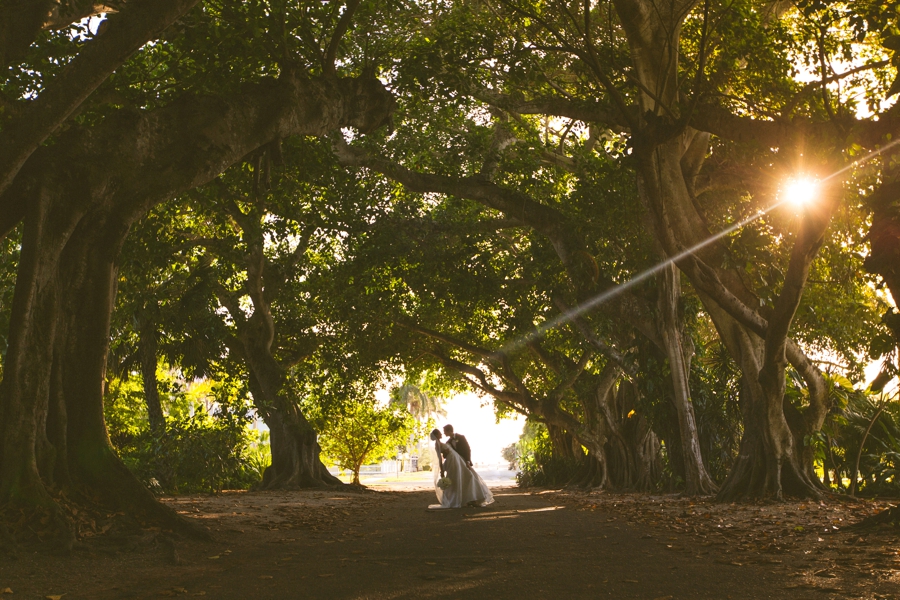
[120,410,265,494]
[0,226,20,379]
[501,443,519,467]
[689,336,744,483]
[817,376,900,496]
[389,372,448,420]
[515,422,582,488]
[317,401,422,484]
[104,370,266,493]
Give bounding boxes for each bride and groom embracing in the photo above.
[428,424,494,510]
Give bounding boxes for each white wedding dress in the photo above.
[430,440,494,509]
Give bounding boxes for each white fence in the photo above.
[328,459,417,476]
[360,460,401,474]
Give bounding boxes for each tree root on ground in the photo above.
[848,504,900,530]
[0,489,209,555]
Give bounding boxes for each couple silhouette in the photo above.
[428,424,493,510]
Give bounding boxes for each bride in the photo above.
[429,428,494,509]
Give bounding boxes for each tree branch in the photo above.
[323,0,361,77]
[398,322,497,361]
[0,74,395,239]
[469,87,631,132]
[0,0,202,202]
[555,297,638,375]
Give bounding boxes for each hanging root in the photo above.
[564,457,604,489]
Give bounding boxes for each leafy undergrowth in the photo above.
[547,489,900,598]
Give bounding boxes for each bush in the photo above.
[104,371,267,493]
[118,410,265,493]
[816,376,900,496]
[515,423,582,487]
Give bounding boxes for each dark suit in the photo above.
[449,433,472,466]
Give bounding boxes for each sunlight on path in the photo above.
[360,468,518,491]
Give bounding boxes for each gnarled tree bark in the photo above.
[211,196,341,489]
[610,0,832,500]
[0,73,393,524]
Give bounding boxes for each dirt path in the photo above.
[1,486,898,599]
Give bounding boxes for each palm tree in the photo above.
[390,378,447,471]
[390,381,447,421]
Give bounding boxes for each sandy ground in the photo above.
[1,476,899,599]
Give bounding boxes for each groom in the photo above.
[443,424,473,467]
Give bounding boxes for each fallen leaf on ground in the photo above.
[1,589,11,595]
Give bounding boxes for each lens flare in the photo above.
[497,138,900,355]
[782,177,819,208]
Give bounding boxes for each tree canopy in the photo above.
[1,0,900,538]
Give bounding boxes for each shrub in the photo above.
[118,409,265,493]
[515,423,582,487]
[105,371,266,493]
[816,376,900,496]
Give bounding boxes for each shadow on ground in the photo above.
[1,485,897,599]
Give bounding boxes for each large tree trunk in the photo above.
[548,424,581,460]
[246,364,341,489]
[576,366,661,491]
[617,381,663,491]
[221,197,343,490]
[56,215,196,530]
[0,73,393,526]
[0,184,67,508]
[611,0,835,501]
[646,140,831,500]
[700,297,825,501]
[595,379,661,491]
[0,179,199,537]
[657,263,717,495]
